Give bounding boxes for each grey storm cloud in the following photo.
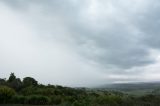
[1,0,160,86]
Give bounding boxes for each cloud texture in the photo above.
[1,0,160,87]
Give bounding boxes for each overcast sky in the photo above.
[1,0,160,87]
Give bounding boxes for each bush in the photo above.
[0,86,15,103]
[26,95,50,105]
[72,100,88,106]
[51,96,62,105]
[11,95,26,104]
[20,86,35,96]
[96,95,122,105]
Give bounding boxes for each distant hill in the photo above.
[97,82,160,95]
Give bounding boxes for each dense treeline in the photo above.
[1,73,160,106]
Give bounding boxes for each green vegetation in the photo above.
[0,86,15,104]
[0,73,160,106]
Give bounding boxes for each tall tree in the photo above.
[8,73,16,83]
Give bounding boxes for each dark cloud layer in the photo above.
[1,0,160,86]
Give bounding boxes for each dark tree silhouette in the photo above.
[8,73,16,83]
[23,77,38,87]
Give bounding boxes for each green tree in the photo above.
[9,78,23,91]
[7,73,23,91]
[23,77,38,87]
[8,73,16,83]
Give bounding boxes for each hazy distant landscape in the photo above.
[1,73,160,106]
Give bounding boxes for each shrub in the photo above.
[20,86,35,96]
[96,95,122,105]
[0,86,15,103]
[51,96,62,105]
[11,95,26,104]
[26,95,50,105]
